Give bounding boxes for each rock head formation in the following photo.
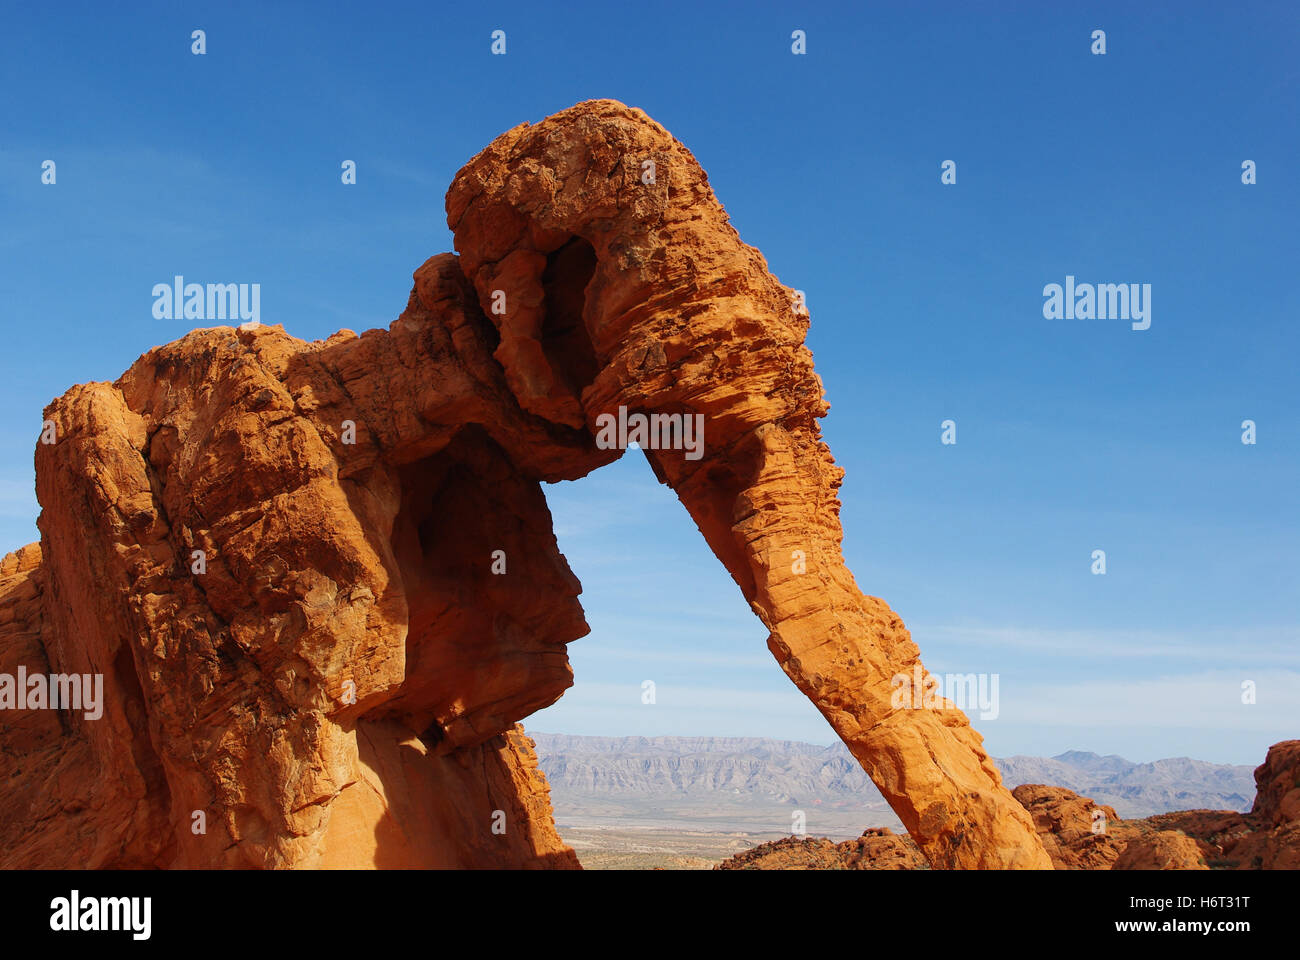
[0,99,1054,868]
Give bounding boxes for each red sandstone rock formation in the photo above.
[716,828,929,870]
[1111,831,1208,870]
[0,99,1050,868]
[1012,784,1130,870]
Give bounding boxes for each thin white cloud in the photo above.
[920,623,1300,664]
[996,670,1298,732]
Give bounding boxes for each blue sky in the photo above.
[1,1,1296,764]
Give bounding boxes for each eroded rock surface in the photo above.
[0,99,1048,868]
[1112,831,1208,871]
[715,828,929,870]
[1013,784,1130,870]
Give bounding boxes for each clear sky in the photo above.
[1,2,1296,764]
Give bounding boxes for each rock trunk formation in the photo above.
[0,99,1049,868]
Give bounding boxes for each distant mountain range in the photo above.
[530,733,1257,831]
[994,750,1256,817]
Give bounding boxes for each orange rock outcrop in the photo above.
[0,99,1050,868]
[1012,784,1130,870]
[716,828,929,870]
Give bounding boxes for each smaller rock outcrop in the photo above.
[1014,740,1300,870]
[1248,739,1300,827]
[1112,831,1208,870]
[715,827,929,870]
[1012,784,1130,869]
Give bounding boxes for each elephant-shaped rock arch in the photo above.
[3,99,1050,870]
